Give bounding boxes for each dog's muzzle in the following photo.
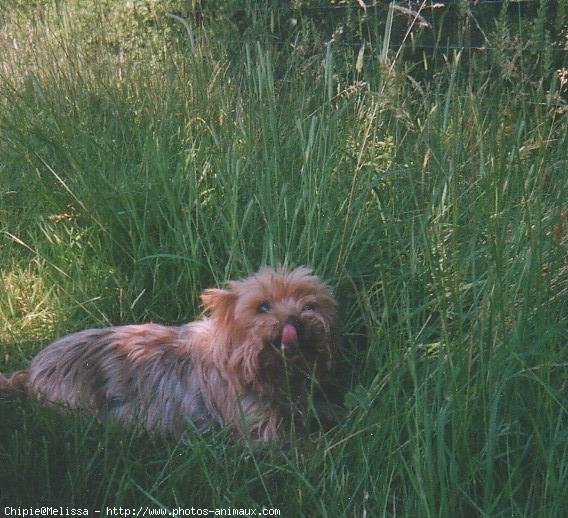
[271,317,303,358]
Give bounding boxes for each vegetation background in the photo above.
[0,0,566,515]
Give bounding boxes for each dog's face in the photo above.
[201,267,337,390]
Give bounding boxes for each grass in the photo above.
[1,2,567,516]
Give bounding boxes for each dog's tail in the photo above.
[0,370,28,393]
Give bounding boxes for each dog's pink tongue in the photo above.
[281,323,298,346]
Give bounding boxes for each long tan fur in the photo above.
[0,267,338,442]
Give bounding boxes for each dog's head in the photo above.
[201,267,338,392]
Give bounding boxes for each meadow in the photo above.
[0,1,566,515]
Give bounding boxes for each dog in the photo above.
[0,267,338,441]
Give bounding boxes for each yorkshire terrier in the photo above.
[0,267,338,441]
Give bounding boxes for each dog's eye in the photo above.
[302,304,315,312]
[257,302,271,314]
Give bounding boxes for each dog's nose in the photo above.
[285,316,303,333]
[280,317,302,357]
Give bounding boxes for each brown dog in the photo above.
[0,267,338,441]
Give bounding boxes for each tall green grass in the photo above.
[1,2,566,515]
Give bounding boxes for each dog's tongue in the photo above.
[281,323,298,346]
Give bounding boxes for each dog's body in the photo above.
[0,267,338,441]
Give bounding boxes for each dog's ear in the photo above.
[201,288,236,315]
